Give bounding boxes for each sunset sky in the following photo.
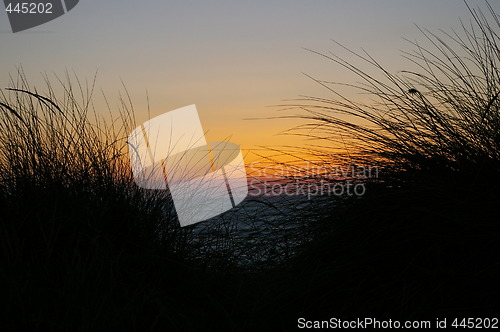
[0,0,494,164]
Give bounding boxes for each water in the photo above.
[189,188,336,268]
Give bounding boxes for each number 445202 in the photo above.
[5,2,53,14]
[452,318,498,329]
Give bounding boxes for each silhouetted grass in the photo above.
[0,71,322,331]
[0,71,249,330]
[246,2,500,327]
[285,2,499,187]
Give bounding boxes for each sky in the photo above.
[0,0,496,164]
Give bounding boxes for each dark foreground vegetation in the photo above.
[1,3,499,331]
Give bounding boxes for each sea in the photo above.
[188,180,340,268]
